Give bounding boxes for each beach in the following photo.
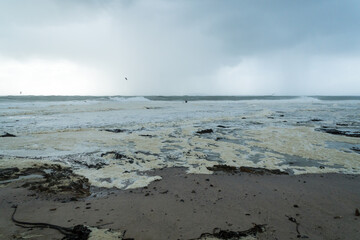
[1,96,360,239]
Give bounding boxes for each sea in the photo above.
[1,95,360,189]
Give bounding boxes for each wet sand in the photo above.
[1,167,360,240]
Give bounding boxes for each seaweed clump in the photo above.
[1,164,90,198]
[207,165,288,175]
[193,224,266,240]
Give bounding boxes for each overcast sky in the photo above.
[1,0,360,95]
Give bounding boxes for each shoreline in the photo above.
[1,167,359,239]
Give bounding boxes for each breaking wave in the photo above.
[109,96,151,102]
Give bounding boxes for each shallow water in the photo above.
[1,96,359,189]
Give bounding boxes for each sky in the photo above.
[1,0,360,96]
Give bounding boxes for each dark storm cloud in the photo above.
[1,0,360,95]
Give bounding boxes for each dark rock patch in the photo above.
[139,134,154,138]
[311,118,323,122]
[102,129,127,133]
[316,127,360,138]
[1,132,16,137]
[196,129,213,134]
[336,123,349,126]
[351,147,360,153]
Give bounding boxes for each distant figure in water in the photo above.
[125,77,128,80]
[20,91,22,95]
[185,100,188,103]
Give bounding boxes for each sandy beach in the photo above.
[1,167,359,240]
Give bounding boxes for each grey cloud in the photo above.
[1,0,360,95]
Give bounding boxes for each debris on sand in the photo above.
[355,208,360,216]
[192,224,266,240]
[196,129,213,134]
[286,215,308,238]
[239,166,288,175]
[11,205,129,240]
[1,132,16,137]
[1,164,90,198]
[0,167,20,181]
[207,165,289,175]
[207,165,238,173]
[11,205,90,240]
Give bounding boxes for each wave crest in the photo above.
[109,97,151,102]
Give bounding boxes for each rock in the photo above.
[351,147,360,153]
[217,125,228,128]
[1,132,16,137]
[316,127,360,138]
[311,118,323,122]
[355,208,360,216]
[139,134,154,138]
[103,129,126,133]
[196,129,213,134]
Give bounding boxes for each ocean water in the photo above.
[1,96,360,189]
